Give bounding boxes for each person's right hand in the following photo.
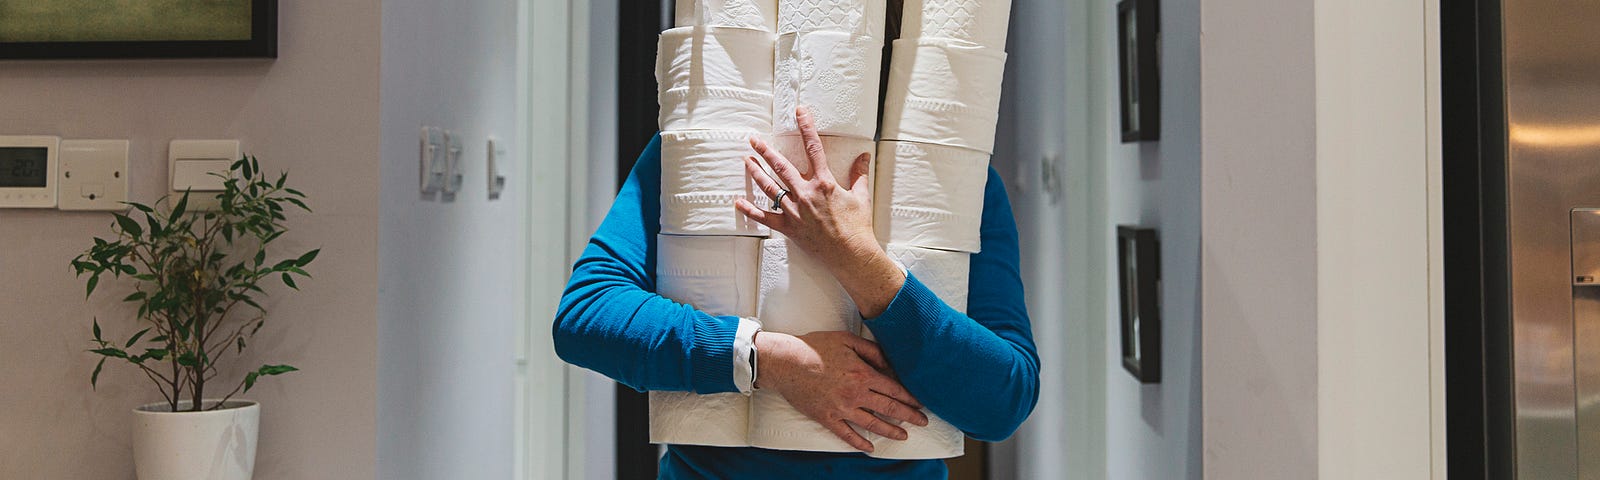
[754,330,931,452]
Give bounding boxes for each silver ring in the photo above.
[771,189,789,212]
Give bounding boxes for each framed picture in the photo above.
[0,0,277,60]
[1117,226,1161,383]
[1117,0,1160,143]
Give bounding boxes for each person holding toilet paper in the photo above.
[553,106,1040,479]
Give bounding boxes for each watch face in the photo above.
[0,147,48,188]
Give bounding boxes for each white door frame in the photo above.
[515,0,590,478]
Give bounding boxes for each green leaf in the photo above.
[254,250,266,267]
[124,328,151,348]
[85,274,100,299]
[122,291,146,302]
[237,337,246,353]
[244,372,259,392]
[169,193,188,221]
[176,352,198,367]
[285,188,305,198]
[126,201,154,214]
[92,318,102,341]
[296,249,320,267]
[91,358,105,390]
[285,197,311,212]
[118,264,136,276]
[257,364,298,375]
[89,347,128,359]
[282,273,298,290]
[113,213,142,238]
[141,349,168,361]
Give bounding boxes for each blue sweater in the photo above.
[554,135,1040,479]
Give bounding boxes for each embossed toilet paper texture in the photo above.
[900,0,1013,49]
[660,131,770,236]
[880,38,1008,153]
[675,0,780,31]
[774,31,884,138]
[649,235,763,447]
[777,0,887,38]
[874,140,990,253]
[756,234,861,336]
[657,26,776,92]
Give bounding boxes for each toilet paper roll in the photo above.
[774,31,884,138]
[769,134,876,188]
[880,38,1008,153]
[777,0,887,38]
[885,244,971,312]
[900,0,1014,49]
[873,141,990,252]
[674,0,779,31]
[656,235,764,318]
[657,26,776,94]
[649,234,761,447]
[650,390,752,447]
[757,233,860,335]
[660,130,770,236]
[659,86,775,132]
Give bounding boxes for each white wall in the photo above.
[375,0,526,479]
[1095,0,1205,477]
[1199,0,1320,476]
[0,2,383,479]
[998,0,1202,478]
[1200,0,1444,477]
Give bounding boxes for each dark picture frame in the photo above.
[1117,226,1161,383]
[0,0,277,60]
[1117,0,1160,143]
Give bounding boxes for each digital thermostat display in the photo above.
[0,147,49,188]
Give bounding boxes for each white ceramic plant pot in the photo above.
[132,399,259,480]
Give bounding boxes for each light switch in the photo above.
[169,139,239,211]
[58,139,129,211]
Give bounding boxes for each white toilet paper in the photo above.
[885,244,971,312]
[768,134,876,188]
[659,86,775,132]
[900,0,1014,49]
[675,0,779,31]
[660,130,770,236]
[777,0,887,38]
[880,38,1008,153]
[756,234,861,336]
[773,31,884,138]
[656,235,764,318]
[657,26,776,93]
[873,140,991,253]
[649,234,762,447]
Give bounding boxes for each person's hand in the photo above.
[755,330,930,452]
[736,106,906,317]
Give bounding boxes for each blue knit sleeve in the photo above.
[864,168,1041,442]
[553,135,741,394]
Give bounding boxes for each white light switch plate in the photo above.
[169,139,239,211]
[58,139,130,211]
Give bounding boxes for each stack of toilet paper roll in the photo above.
[651,0,777,450]
[651,0,998,461]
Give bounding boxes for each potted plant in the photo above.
[73,156,316,480]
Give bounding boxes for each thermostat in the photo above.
[0,135,60,208]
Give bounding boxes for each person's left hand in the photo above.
[735,106,906,317]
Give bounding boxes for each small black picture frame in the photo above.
[1117,226,1161,383]
[0,0,277,60]
[1117,0,1160,143]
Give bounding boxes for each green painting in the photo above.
[0,0,253,43]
